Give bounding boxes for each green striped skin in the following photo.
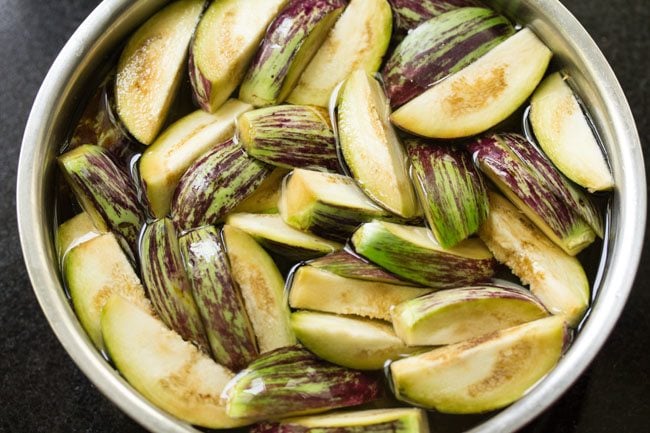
[140,218,209,353]
[307,250,418,286]
[224,346,382,420]
[469,133,597,255]
[383,7,514,107]
[239,0,346,107]
[406,139,489,248]
[179,226,258,371]
[251,408,429,433]
[58,144,145,258]
[238,105,339,172]
[351,221,495,288]
[171,139,271,233]
[388,0,483,39]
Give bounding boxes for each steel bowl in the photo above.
[16,0,646,432]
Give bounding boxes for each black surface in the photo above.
[1,0,648,432]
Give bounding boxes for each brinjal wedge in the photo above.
[406,139,489,248]
[252,408,429,433]
[179,226,258,371]
[351,221,495,288]
[189,0,289,112]
[287,0,393,107]
[239,0,346,107]
[469,132,598,255]
[479,192,590,326]
[390,28,552,138]
[388,0,484,39]
[223,346,382,419]
[237,105,339,172]
[291,311,422,370]
[140,99,252,218]
[101,296,249,428]
[288,265,430,321]
[140,218,209,352]
[171,139,271,232]
[278,169,399,242]
[223,225,296,353]
[58,144,145,257]
[64,233,149,350]
[337,69,420,218]
[226,213,342,261]
[231,168,289,214]
[530,72,614,191]
[383,7,514,108]
[391,284,549,346]
[115,0,205,144]
[56,211,102,262]
[390,316,568,413]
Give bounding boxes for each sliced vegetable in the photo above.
[388,0,483,39]
[56,211,102,262]
[231,167,289,214]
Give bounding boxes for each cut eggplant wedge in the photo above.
[337,69,420,218]
[390,315,567,413]
[226,213,342,261]
[470,133,598,255]
[383,7,514,108]
[140,99,252,218]
[115,0,204,144]
[179,226,258,371]
[56,211,102,262]
[351,221,496,288]
[237,105,339,172]
[101,296,249,428]
[530,72,614,191]
[64,233,149,350]
[390,28,552,138]
[391,284,549,346]
[479,192,590,326]
[288,265,430,321]
[223,346,382,420]
[239,0,346,107]
[252,408,429,433]
[388,0,484,39]
[291,311,422,370]
[189,0,289,112]
[287,0,393,107]
[279,169,398,242]
[223,225,296,353]
[406,139,489,248]
[231,167,289,214]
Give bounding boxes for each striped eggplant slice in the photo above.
[179,226,258,371]
[58,144,145,258]
[469,133,598,255]
[351,221,496,288]
[237,105,339,172]
[307,250,418,286]
[251,408,429,433]
[223,345,382,420]
[231,167,289,214]
[56,211,102,263]
[406,139,489,248]
[387,0,484,39]
[383,7,514,108]
[171,138,271,233]
[140,218,209,353]
[278,169,402,242]
[391,284,549,346]
[239,0,346,107]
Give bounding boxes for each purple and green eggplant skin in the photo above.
[382,7,514,107]
[224,345,382,420]
[238,105,340,172]
[387,0,484,39]
[58,144,145,257]
[179,226,258,371]
[406,139,489,248]
[238,0,346,107]
[468,133,597,254]
[187,49,212,112]
[171,139,271,233]
[307,250,418,286]
[140,218,209,353]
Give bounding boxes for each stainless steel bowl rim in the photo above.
[16,1,646,432]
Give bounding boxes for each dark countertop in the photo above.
[1,1,648,432]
